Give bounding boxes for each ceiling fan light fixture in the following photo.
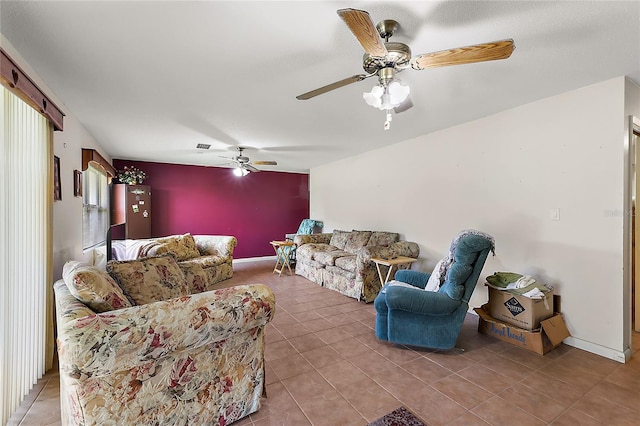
[363,79,410,111]
[233,166,250,177]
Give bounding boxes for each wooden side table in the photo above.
[371,255,418,285]
[270,240,295,276]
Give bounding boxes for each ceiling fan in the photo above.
[219,147,277,176]
[296,8,515,129]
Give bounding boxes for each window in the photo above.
[82,162,110,250]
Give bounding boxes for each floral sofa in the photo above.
[54,254,275,425]
[294,230,420,302]
[111,233,237,292]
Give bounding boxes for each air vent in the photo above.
[196,143,211,150]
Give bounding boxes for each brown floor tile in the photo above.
[498,383,568,423]
[432,374,493,409]
[456,365,512,394]
[472,396,546,426]
[338,377,401,422]
[288,333,326,353]
[274,321,312,340]
[301,345,344,369]
[282,369,334,402]
[571,392,640,424]
[403,385,467,425]
[446,411,491,426]
[549,408,601,426]
[482,355,535,381]
[297,388,367,426]
[264,339,297,362]
[318,359,370,391]
[301,317,335,333]
[269,352,314,380]
[424,350,479,372]
[586,379,640,413]
[401,356,453,384]
[251,382,298,421]
[519,372,585,406]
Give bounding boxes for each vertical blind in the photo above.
[0,85,52,424]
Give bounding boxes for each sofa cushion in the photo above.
[329,230,350,250]
[325,265,356,279]
[344,231,372,254]
[313,250,350,266]
[144,233,201,261]
[367,231,399,247]
[62,261,133,312]
[334,255,357,272]
[107,253,189,305]
[179,255,227,268]
[178,262,209,294]
[296,243,338,262]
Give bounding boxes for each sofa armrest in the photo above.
[384,285,462,315]
[394,270,431,289]
[193,235,238,259]
[357,241,420,271]
[293,233,332,246]
[57,284,274,378]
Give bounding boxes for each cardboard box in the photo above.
[475,303,570,355]
[487,286,554,330]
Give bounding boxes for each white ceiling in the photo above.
[2,1,639,173]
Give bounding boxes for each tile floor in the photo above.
[9,259,640,425]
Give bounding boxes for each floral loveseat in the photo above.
[54,254,275,425]
[111,233,237,292]
[294,230,419,302]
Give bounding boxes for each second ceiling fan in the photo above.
[296,8,515,129]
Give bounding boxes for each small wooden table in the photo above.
[371,255,418,285]
[270,240,295,276]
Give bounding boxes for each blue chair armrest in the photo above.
[394,270,431,289]
[385,285,462,315]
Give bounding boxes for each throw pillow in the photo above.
[146,233,201,261]
[329,230,350,250]
[62,261,133,312]
[107,253,189,305]
[367,231,399,247]
[424,257,447,292]
[344,231,372,254]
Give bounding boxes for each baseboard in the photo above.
[562,337,630,363]
[233,256,276,263]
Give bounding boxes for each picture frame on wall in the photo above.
[54,155,62,201]
[74,169,82,197]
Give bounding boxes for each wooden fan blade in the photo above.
[411,39,515,70]
[252,161,277,166]
[296,74,368,100]
[245,164,260,173]
[337,8,388,58]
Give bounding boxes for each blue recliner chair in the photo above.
[374,231,495,350]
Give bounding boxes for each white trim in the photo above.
[563,336,630,363]
[233,256,277,264]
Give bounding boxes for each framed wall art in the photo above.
[54,155,61,201]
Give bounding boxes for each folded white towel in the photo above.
[507,275,536,289]
[522,287,546,299]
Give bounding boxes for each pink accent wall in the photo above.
[113,160,309,259]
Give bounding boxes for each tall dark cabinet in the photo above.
[111,184,152,239]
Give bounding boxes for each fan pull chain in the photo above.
[384,111,392,130]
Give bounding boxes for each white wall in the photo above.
[311,77,640,362]
[2,36,111,280]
